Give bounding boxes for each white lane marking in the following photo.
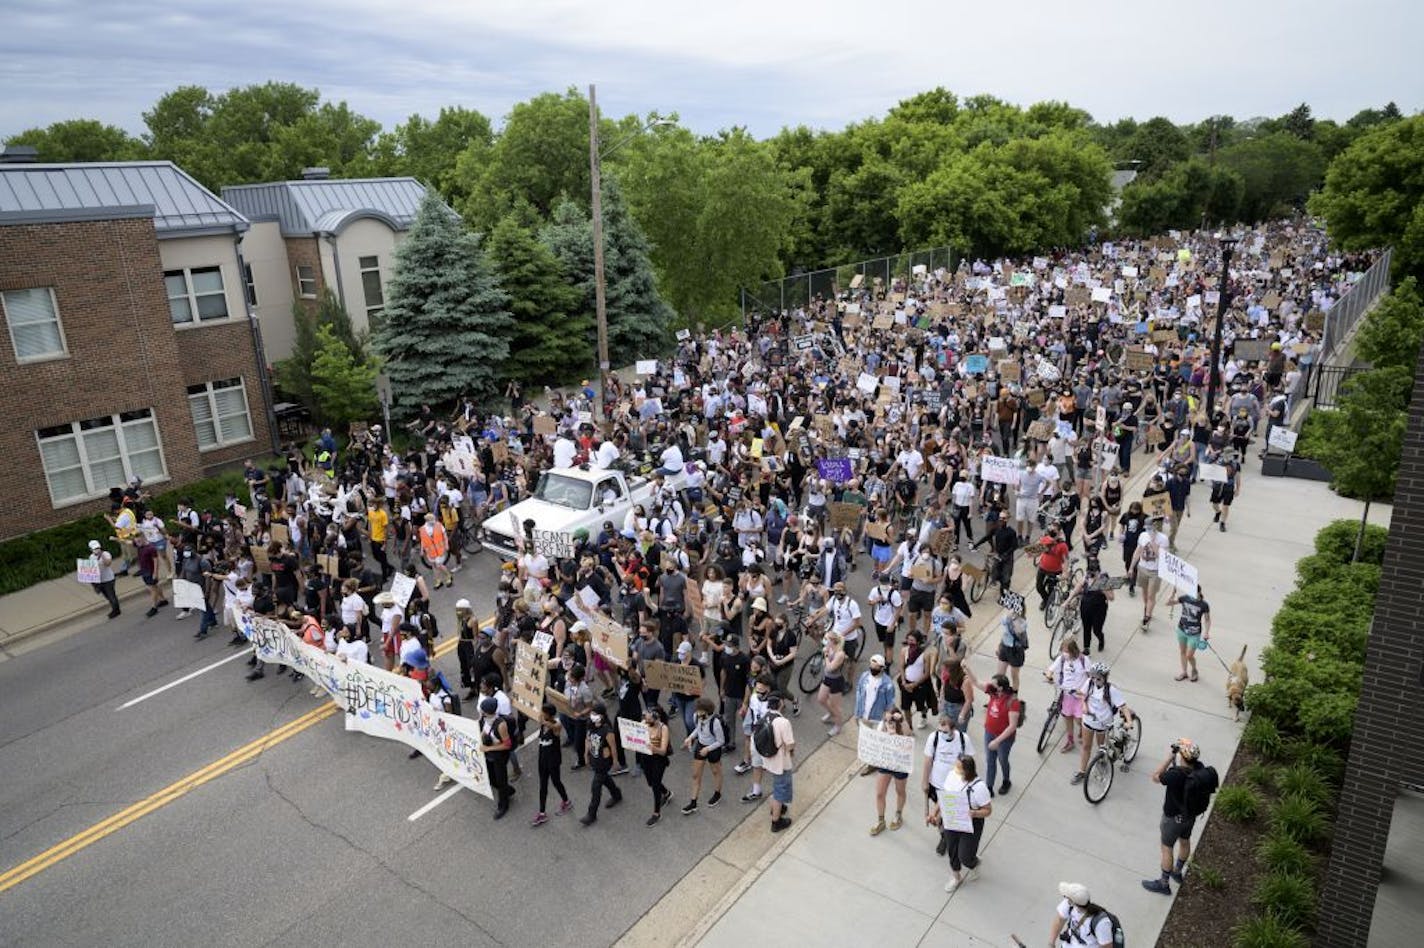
[408,785,463,821]
[117,647,255,710]
[406,730,540,821]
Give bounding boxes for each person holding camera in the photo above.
[1143,737,1218,894]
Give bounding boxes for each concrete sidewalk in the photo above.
[0,570,155,655]
[694,468,1391,947]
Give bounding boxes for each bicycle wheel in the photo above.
[462,530,481,554]
[1045,583,1064,626]
[969,567,989,603]
[1036,696,1063,754]
[798,651,824,695]
[1047,612,1066,661]
[1084,751,1114,804]
[1122,716,1143,765]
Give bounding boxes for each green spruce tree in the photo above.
[540,197,597,336]
[601,175,675,355]
[373,191,512,412]
[274,290,366,412]
[489,201,593,386]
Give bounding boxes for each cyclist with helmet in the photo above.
[1071,662,1135,786]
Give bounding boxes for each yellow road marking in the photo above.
[0,624,471,895]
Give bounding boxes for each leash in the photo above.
[1198,639,1235,675]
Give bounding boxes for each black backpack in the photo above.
[1085,905,1126,947]
[1183,765,1220,818]
[753,712,781,758]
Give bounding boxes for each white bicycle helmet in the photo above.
[1090,661,1111,678]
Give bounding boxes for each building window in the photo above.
[242,262,258,308]
[187,378,254,451]
[2,286,68,362]
[359,255,384,321]
[164,266,229,325]
[296,264,317,298]
[36,409,167,506]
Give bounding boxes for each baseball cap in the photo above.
[456,598,471,610]
[677,641,693,657]
[88,540,102,551]
[1059,882,1091,906]
[869,654,886,669]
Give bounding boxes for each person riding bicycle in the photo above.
[1071,662,1135,786]
[972,516,1019,595]
[1034,527,1069,614]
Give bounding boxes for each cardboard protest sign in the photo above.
[1233,339,1273,363]
[76,558,101,584]
[532,415,557,437]
[1304,311,1326,333]
[850,273,865,289]
[318,552,342,578]
[1198,463,1230,484]
[1151,328,1176,344]
[857,723,915,774]
[173,578,206,611]
[270,522,290,548]
[872,313,895,330]
[1026,389,1047,408]
[828,502,861,531]
[390,572,417,610]
[980,455,1019,486]
[930,527,955,559]
[1162,550,1199,595]
[1268,427,1299,453]
[531,529,576,560]
[511,641,548,720]
[1124,347,1154,371]
[251,547,272,574]
[1026,420,1054,441]
[618,718,652,754]
[1066,287,1091,307]
[642,660,703,695]
[1143,494,1170,519]
[856,373,880,395]
[998,360,1021,381]
[587,613,630,669]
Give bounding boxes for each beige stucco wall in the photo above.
[328,218,402,337]
[158,233,246,336]
[237,221,297,360]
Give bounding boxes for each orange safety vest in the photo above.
[419,522,448,561]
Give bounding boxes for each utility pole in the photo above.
[1205,236,1238,422]
[589,83,610,424]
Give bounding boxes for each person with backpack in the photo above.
[1142,738,1218,895]
[755,694,796,832]
[922,712,976,856]
[1049,881,1122,946]
[639,705,674,826]
[982,674,1023,797]
[1071,662,1136,786]
[934,754,992,892]
[478,697,516,820]
[1044,636,1090,754]
[680,697,726,816]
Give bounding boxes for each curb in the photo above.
[0,580,155,651]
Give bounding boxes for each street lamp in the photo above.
[588,83,672,424]
[1204,233,1239,422]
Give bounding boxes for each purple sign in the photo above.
[816,458,854,483]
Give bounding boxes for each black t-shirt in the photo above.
[272,554,300,597]
[721,652,751,700]
[1161,763,1198,818]
[304,575,328,612]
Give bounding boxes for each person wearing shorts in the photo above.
[1130,520,1169,626]
[736,675,774,799]
[1208,452,1240,533]
[759,695,796,832]
[1166,586,1211,682]
[680,697,725,814]
[1045,636,1090,753]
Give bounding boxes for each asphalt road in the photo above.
[0,548,867,948]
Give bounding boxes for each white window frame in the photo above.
[358,255,384,321]
[2,286,69,363]
[35,410,169,508]
[164,266,230,326]
[242,262,258,308]
[296,264,318,299]
[187,377,255,452]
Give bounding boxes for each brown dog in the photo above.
[1226,645,1249,721]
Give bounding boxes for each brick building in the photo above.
[0,155,276,539]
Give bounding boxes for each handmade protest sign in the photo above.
[531,529,576,560]
[1233,339,1273,363]
[1304,311,1326,333]
[635,359,658,375]
[964,354,990,375]
[828,502,862,531]
[173,579,206,611]
[270,522,290,547]
[318,553,342,578]
[1026,419,1054,441]
[998,360,1020,381]
[857,723,915,774]
[939,784,973,832]
[930,528,955,559]
[1268,427,1299,453]
[1143,494,1170,519]
[390,572,417,609]
[532,415,557,437]
[642,660,703,695]
[511,641,548,720]
[980,455,1020,486]
[1198,463,1230,484]
[76,558,101,584]
[618,718,652,755]
[817,458,854,484]
[1162,550,1199,595]
[586,613,629,669]
[1124,347,1154,371]
[856,372,879,395]
[251,547,271,574]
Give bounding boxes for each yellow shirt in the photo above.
[368,507,389,543]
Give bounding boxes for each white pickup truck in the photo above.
[477,464,689,560]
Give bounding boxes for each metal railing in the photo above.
[741,246,957,320]
[1307,363,1371,410]
[1321,246,1393,358]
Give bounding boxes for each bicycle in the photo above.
[1048,601,1082,661]
[1036,682,1065,754]
[967,551,999,603]
[1083,713,1143,804]
[1042,555,1085,627]
[785,603,829,695]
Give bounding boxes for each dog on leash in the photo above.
[1225,645,1249,721]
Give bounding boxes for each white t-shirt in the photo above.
[660,443,685,471]
[339,592,367,627]
[951,480,975,507]
[1137,531,1170,574]
[1082,681,1127,731]
[896,448,924,479]
[1048,654,1090,693]
[923,726,975,790]
[336,638,369,665]
[868,585,903,627]
[593,441,620,470]
[829,595,861,640]
[553,437,577,469]
[1056,900,1116,946]
[938,772,992,827]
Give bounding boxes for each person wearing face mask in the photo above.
[853,653,899,774]
[869,708,914,837]
[578,704,623,826]
[827,580,864,670]
[982,674,1023,797]
[639,706,674,826]
[479,697,516,819]
[934,754,992,892]
[681,697,726,815]
[922,711,975,856]
[868,574,905,665]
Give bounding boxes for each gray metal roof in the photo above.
[0,161,248,236]
[221,177,429,237]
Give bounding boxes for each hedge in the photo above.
[1227,518,1385,945]
[0,465,267,597]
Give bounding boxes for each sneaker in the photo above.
[944,877,960,893]
[1170,867,1185,884]
[681,801,698,815]
[605,795,623,810]
[157,599,170,607]
[998,781,1012,796]
[611,766,629,777]
[707,791,722,808]
[531,812,549,827]
[770,817,792,833]
[145,607,159,618]
[558,800,573,814]
[820,713,833,723]
[961,867,978,885]
[434,774,452,790]
[579,815,596,827]
[1219,522,1227,533]
[828,724,841,737]
[661,789,673,808]
[889,814,903,831]
[175,609,190,620]
[741,790,763,803]
[734,761,752,775]
[870,819,886,836]
[1212,510,1221,523]
[228,634,246,646]
[859,765,876,777]
[246,670,265,681]
[409,749,422,759]
[1070,771,1086,785]
[1142,878,1172,895]
[646,813,661,826]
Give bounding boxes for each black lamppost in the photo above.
[1204,234,1238,422]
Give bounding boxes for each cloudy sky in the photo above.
[3,0,1419,139]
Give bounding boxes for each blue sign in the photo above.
[1055,420,1075,439]
[816,458,854,484]
[964,354,990,375]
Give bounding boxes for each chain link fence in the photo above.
[741,247,957,321]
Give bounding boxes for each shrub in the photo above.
[1242,713,1285,759]
[1243,763,1276,790]
[1257,830,1315,877]
[1313,518,1389,566]
[1215,784,1262,822]
[1250,872,1316,929]
[1283,741,1344,785]
[1270,793,1328,845]
[1232,911,1310,948]
[1194,863,1226,889]
[1274,764,1332,808]
[1299,691,1360,748]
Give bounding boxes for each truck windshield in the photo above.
[534,472,593,510]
